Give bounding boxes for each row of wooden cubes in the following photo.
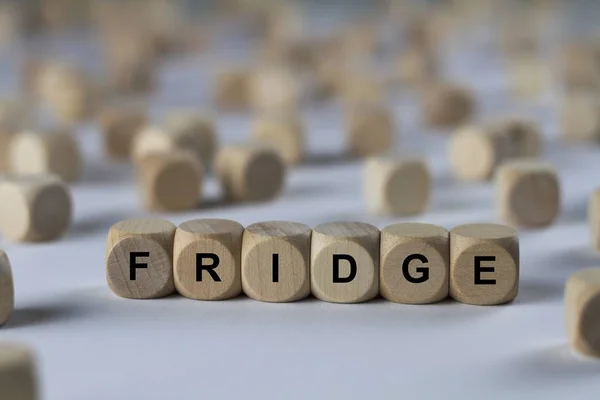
[106,219,520,305]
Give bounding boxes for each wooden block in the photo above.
[561,44,600,92]
[163,110,218,167]
[250,65,301,114]
[449,124,512,182]
[311,222,380,303]
[363,155,430,216]
[422,83,475,129]
[0,343,38,400]
[346,102,395,158]
[9,129,82,182]
[174,219,243,300]
[106,219,176,299]
[340,72,385,106]
[242,221,311,302]
[589,188,600,251]
[36,62,96,123]
[496,160,560,228]
[99,103,147,160]
[215,69,251,111]
[491,118,542,158]
[450,223,519,305]
[397,47,438,88]
[509,56,550,99]
[565,268,600,357]
[251,113,304,165]
[380,223,449,304]
[560,93,600,142]
[0,174,72,242]
[136,151,203,212]
[214,143,286,202]
[0,250,13,326]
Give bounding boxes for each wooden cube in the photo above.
[589,188,600,251]
[449,124,513,182]
[174,219,243,300]
[565,268,600,357]
[560,94,600,143]
[214,143,286,203]
[363,155,430,216]
[36,62,96,123]
[397,47,438,88]
[561,44,600,92]
[164,110,218,168]
[422,83,475,129]
[380,223,449,304]
[491,118,542,158]
[496,160,560,228]
[0,250,13,326]
[99,103,147,160]
[0,174,72,242]
[9,129,82,182]
[106,219,176,299]
[450,223,519,305]
[242,221,311,302]
[509,56,550,99]
[311,222,380,303]
[0,343,38,400]
[346,102,395,158]
[340,73,385,106]
[136,151,203,212]
[251,113,304,165]
[250,65,301,114]
[215,69,251,111]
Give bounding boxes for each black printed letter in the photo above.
[333,254,357,283]
[474,256,496,285]
[196,253,221,282]
[130,252,149,280]
[402,254,429,284]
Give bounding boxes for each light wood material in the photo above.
[0,250,14,326]
[363,155,430,216]
[509,56,550,99]
[9,129,82,182]
[242,221,311,302]
[174,219,243,300]
[214,143,286,202]
[496,160,560,228]
[340,73,385,106]
[164,110,218,167]
[136,151,203,212]
[251,113,304,165]
[565,268,600,357]
[449,124,513,182]
[250,65,301,114]
[450,223,519,305]
[380,223,449,304]
[0,343,38,400]
[346,102,395,158]
[106,219,176,299]
[99,103,147,159]
[422,83,475,129]
[589,188,600,251]
[36,62,96,123]
[311,222,380,303]
[0,174,72,242]
[560,93,600,142]
[491,118,542,158]
[397,47,438,88]
[215,69,251,111]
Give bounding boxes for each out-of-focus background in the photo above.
[2,0,600,399]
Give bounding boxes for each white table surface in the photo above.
[2,4,600,399]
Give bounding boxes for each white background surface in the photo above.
[2,3,600,399]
